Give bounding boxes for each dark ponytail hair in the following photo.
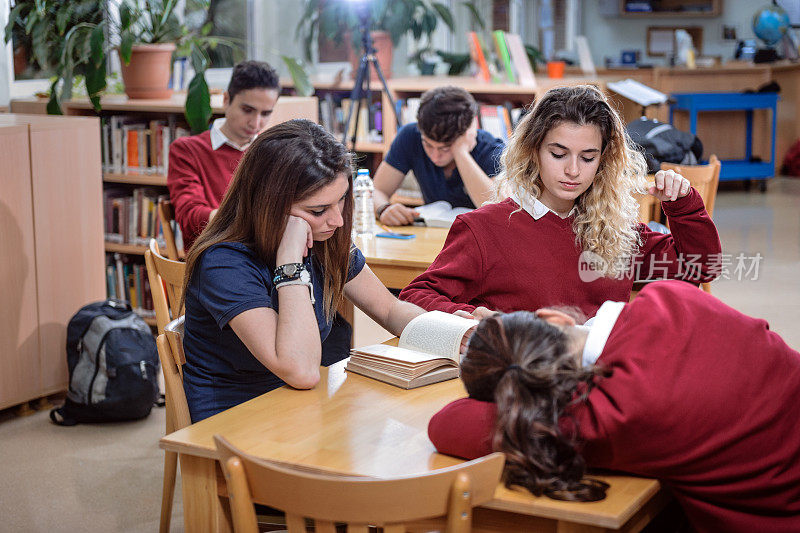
[461,311,611,501]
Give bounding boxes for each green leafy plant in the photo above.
[4,0,243,132]
[296,0,455,63]
[409,1,486,75]
[461,1,485,31]
[116,0,243,132]
[436,51,471,75]
[4,0,105,113]
[524,44,546,73]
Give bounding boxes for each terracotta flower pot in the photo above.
[348,31,393,81]
[119,43,176,99]
[13,46,29,77]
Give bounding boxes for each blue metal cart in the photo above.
[669,92,779,191]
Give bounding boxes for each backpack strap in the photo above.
[50,407,78,427]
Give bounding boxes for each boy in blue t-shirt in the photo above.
[372,86,505,226]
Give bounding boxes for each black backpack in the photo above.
[627,118,703,174]
[50,300,160,426]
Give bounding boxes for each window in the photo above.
[185,0,247,68]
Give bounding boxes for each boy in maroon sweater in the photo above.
[428,280,800,533]
[168,60,280,251]
[400,85,721,319]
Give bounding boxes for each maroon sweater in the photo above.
[167,130,244,250]
[399,189,721,317]
[428,281,800,533]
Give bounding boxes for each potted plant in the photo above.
[296,0,455,80]
[115,0,186,100]
[5,0,241,132]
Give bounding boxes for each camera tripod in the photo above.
[342,9,401,149]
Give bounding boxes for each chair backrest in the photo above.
[660,154,721,218]
[634,192,660,225]
[144,238,186,334]
[158,316,191,432]
[214,435,505,533]
[157,198,181,261]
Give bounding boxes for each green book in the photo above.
[493,30,516,84]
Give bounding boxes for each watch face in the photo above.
[283,264,298,276]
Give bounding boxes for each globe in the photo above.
[753,4,791,47]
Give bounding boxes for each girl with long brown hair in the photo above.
[181,119,425,422]
[428,280,800,532]
[400,85,721,320]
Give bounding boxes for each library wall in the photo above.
[583,1,753,67]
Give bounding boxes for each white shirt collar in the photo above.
[581,301,626,367]
[510,191,577,220]
[210,118,249,151]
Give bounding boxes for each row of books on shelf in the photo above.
[104,187,183,250]
[319,94,383,144]
[468,30,536,87]
[478,103,525,142]
[101,115,190,175]
[106,253,156,319]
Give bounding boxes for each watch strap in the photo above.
[273,263,306,284]
[376,202,392,218]
[275,279,315,304]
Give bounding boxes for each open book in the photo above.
[414,201,472,228]
[346,311,478,389]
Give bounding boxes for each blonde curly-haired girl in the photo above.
[400,85,721,319]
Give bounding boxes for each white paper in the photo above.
[607,79,668,107]
[415,201,472,228]
[575,36,596,77]
[399,311,478,360]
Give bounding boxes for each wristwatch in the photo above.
[273,263,311,285]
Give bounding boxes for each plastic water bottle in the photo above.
[353,168,376,237]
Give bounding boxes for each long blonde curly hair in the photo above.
[495,85,648,278]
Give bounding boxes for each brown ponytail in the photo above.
[461,311,611,501]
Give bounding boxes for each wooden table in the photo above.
[161,360,667,532]
[354,225,448,289]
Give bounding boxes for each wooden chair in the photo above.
[157,198,182,261]
[635,192,661,225]
[144,238,185,334]
[660,155,721,293]
[145,239,187,533]
[155,316,190,533]
[215,434,505,533]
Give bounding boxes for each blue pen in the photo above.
[376,223,416,239]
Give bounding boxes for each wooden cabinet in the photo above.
[0,114,105,409]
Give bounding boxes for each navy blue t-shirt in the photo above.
[182,241,366,422]
[384,122,505,208]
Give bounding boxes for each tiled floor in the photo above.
[1,178,798,532]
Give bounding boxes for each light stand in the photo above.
[341,6,401,149]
